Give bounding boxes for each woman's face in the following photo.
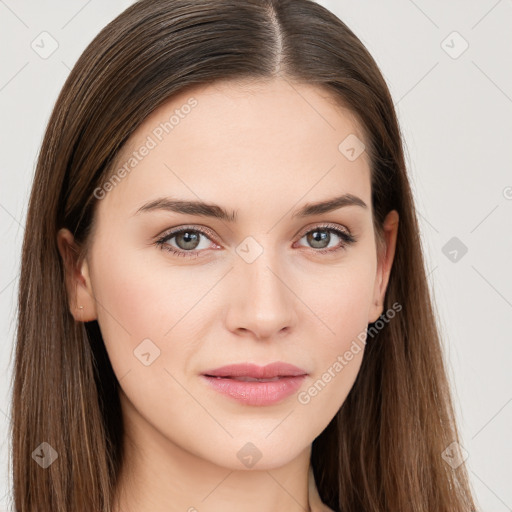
[60,78,397,471]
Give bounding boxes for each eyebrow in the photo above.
[134,193,367,222]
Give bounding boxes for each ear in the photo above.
[368,210,399,324]
[56,228,97,322]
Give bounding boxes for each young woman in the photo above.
[11,0,478,511]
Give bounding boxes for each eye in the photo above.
[155,223,357,259]
[155,226,218,258]
[295,223,356,254]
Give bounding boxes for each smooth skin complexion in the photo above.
[57,78,398,512]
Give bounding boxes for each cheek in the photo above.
[300,255,376,337]
[294,258,376,411]
[87,242,166,373]
[88,240,221,379]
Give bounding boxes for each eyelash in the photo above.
[155,223,357,259]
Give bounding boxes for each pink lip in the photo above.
[201,362,308,406]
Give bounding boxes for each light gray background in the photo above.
[1,1,511,510]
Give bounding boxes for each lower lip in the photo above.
[201,375,307,406]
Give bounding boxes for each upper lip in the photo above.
[202,362,308,379]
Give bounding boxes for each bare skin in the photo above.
[58,77,398,512]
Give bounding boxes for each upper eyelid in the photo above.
[296,222,351,237]
[158,224,216,242]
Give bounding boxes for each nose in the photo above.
[224,246,298,340]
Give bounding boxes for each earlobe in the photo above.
[368,210,399,324]
[56,228,97,322]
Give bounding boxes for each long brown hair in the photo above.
[11,0,478,510]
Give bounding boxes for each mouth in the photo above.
[200,362,308,406]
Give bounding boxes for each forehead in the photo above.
[99,78,371,220]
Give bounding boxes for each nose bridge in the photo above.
[227,237,296,337]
